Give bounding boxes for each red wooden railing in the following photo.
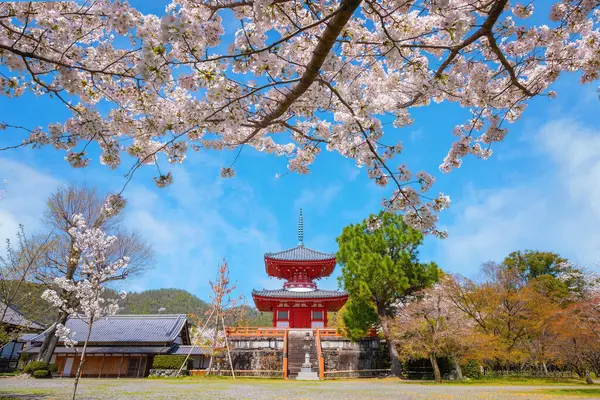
[317,328,378,337]
[225,327,286,337]
[315,328,324,379]
[225,326,378,338]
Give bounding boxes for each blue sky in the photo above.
[1,2,600,304]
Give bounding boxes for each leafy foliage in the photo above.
[152,355,188,370]
[32,369,49,378]
[24,361,48,374]
[120,288,211,316]
[341,298,379,340]
[461,360,483,380]
[337,211,438,376]
[503,250,570,281]
[337,211,439,328]
[502,250,585,294]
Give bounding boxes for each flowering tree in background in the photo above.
[553,271,600,383]
[34,185,152,363]
[0,226,53,345]
[42,214,128,400]
[178,259,243,377]
[1,0,598,236]
[392,277,476,382]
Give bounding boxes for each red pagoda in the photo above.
[252,210,348,329]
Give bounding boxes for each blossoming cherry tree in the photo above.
[42,214,128,400]
[0,0,599,236]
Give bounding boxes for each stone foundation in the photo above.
[321,337,388,371]
[226,335,388,376]
[148,369,187,377]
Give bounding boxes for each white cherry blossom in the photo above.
[0,0,598,237]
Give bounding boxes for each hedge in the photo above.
[24,361,48,374]
[32,369,49,378]
[152,355,188,370]
[461,360,483,380]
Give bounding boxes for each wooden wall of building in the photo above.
[55,354,150,378]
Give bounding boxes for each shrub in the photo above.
[152,355,188,370]
[32,369,49,378]
[48,363,58,373]
[461,360,483,380]
[24,361,48,374]
[17,352,33,371]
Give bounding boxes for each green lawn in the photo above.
[402,377,591,386]
[522,388,600,397]
[0,376,598,399]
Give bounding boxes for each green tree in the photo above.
[336,211,439,376]
[503,250,568,280]
[503,250,584,293]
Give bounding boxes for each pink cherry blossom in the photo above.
[0,0,598,238]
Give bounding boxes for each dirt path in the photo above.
[1,378,598,400]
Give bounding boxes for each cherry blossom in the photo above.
[0,0,598,237]
[41,213,128,399]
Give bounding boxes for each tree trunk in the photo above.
[453,357,463,380]
[72,320,93,400]
[430,353,442,383]
[380,317,401,377]
[542,361,549,376]
[205,312,220,376]
[38,311,68,363]
[585,370,594,385]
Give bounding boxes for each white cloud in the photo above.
[293,184,342,213]
[432,119,600,276]
[121,164,281,297]
[0,158,62,243]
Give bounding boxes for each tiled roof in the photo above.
[0,301,44,330]
[18,333,38,342]
[30,314,188,344]
[265,245,335,261]
[252,289,347,299]
[169,345,211,356]
[25,346,172,355]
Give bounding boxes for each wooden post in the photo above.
[282,329,288,379]
[118,354,124,378]
[221,314,236,380]
[136,356,142,378]
[98,354,105,378]
[176,307,215,377]
[316,328,324,380]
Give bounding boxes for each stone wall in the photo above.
[321,337,388,371]
[149,369,187,377]
[224,337,284,371]
[227,336,388,373]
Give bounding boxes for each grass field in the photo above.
[0,376,598,399]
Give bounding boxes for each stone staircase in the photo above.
[287,330,318,379]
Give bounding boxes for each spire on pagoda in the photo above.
[298,209,304,246]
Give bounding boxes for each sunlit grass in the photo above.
[397,377,589,386]
[520,388,600,397]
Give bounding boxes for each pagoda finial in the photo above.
[298,209,304,246]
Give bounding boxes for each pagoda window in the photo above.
[277,310,289,320]
[312,311,323,320]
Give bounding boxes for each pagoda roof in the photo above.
[252,289,348,312]
[265,245,335,262]
[252,289,347,299]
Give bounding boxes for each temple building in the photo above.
[252,210,348,329]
